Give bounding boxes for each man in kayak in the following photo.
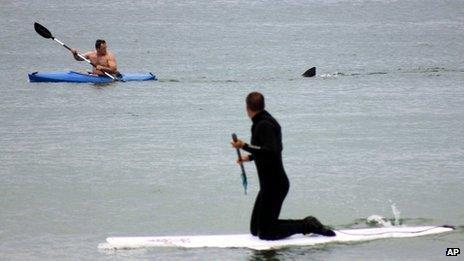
[71,39,118,75]
[231,92,335,240]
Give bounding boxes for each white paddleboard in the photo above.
[99,225,454,251]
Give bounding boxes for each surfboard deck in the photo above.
[99,225,454,250]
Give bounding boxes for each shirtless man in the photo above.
[71,39,117,75]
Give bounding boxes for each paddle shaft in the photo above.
[54,38,97,66]
[232,133,247,194]
[232,134,246,174]
[235,148,246,176]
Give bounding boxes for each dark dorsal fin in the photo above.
[302,67,316,77]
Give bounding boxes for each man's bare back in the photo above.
[71,39,118,75]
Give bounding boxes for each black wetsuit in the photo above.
[242,110,306,240]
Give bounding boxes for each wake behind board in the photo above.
[99,225,454,251]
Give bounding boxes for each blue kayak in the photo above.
[28,71,157,83]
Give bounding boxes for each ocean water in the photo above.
[0,0,463,260]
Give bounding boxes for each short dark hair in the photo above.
[95,39,106,49]
[246,92,265,112]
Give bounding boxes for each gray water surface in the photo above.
[1,0,463,260]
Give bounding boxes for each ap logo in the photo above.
[446,248,460,256]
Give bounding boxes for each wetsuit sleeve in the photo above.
[242,121,278,156]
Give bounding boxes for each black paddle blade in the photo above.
[34,22,53,39]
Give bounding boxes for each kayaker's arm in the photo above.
[70,49,87,61]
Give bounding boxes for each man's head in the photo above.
[246,92,265,118]
[95,39,107,55]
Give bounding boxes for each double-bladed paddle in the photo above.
[33,22,123,81]
[232,133,248,195]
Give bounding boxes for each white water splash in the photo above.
[318,72,347,78]
[391,203,401,226]
[367,215,393,227]
[367,202,402,227]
